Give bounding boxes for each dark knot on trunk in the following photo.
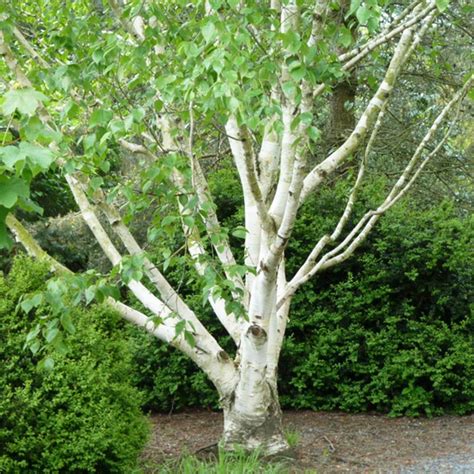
[217,350,231,362]
[247,324,267,344]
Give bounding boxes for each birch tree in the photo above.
[0,0,472,454]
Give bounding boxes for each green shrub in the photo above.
[0,256,149,473]
[128,327,220,411]
[279,197,474,416]
[129,170,473,416]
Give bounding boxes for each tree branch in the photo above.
[277,75,472,307]
[300,26,418,203]
[6,212,237,395]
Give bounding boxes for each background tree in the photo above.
[0,0,472,455]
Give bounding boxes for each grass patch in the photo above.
[285,428,300,448]
[156,446,292,473]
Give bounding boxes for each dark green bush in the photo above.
[280,196,474,416]
[0,256,149,473]
[129,170,473,416]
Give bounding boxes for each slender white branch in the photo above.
[158,117,245,343]
[301,27,417,203]
[226,117,273,232]
[269,0,302,227]
[12,27,49,68]
[341,1,435,71]
[281,105,387,306]
[277,76,471,307]
[184,111,246,298]
[6,214,72,275]
[92,189,202,321]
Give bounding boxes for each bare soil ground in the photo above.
[141,410,474,473]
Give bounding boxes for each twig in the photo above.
[323,435,336,453]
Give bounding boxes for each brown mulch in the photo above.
[141,410,474,472]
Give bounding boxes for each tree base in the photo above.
[222,397,289,456]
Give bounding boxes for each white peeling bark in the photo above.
[226,117,272,292]
[269,106,298,226]
[224,323,288,454]
[258,124,280,203]
[266,261,290,380]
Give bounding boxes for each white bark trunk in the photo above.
[223,326,288,454]
[223,387,288,455]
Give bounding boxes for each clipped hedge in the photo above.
[278,198,474,416]
[129,172,473,416]
[0,257,149,473]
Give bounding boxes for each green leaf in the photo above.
[45,327,59,343]
[201,21,217,43]
[232,226,247,239]
[282,31,301,54]
[308,126,321,142]
[356,6,371,25]
[299,112,313,126]
[52,334,69,355]
[61,312,76,334]
[0,206,12,249]
[30,340,41,355]
[17,196,43,215]
[39,356,55,371]
[339,26,353,48]
[1,88,49,116]
[0,145,26,170]
[89,109,113,127]
[282,81,297,98]
[0,176,29,208]
[21,293,43,314]
[132,107,146,122]
[26,324,41,343]
[347,0,361,17]
[183,215,195,227]
[21,142,55,173]
[23,116,62,142]
[289,67,306,82]
[174,320,186,338]
[435,0,449,11]
[184,330,196,348]
[85,285,96,305]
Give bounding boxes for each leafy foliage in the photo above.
[0,256,149,472]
